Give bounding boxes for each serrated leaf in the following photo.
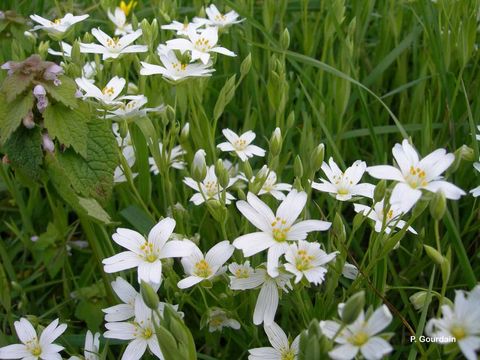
[4,126,43,180]
[44,102,88,157]
[58,120,118,203]
[78,197,112,224]
[0,92,34,144]
[1,72,34,101]
[42,75,78,109]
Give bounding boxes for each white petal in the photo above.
[177,276,204,289]
[121,339,147,360]
[288,220,331,240]
[161,240,194,259]
[233,232,275,257]
[390,182,422,213]
[137,260,162,285]
[264,322,289,351]
[14,318,37,344]
[328,343,359,360]
[365,305,392,335]
[360,337,393,360]
[366,165,404,181]
[148,217,176,250]
[253,281,278,325]
[0,344,30,358]
[424,181,466,199]
[205,241,234,269]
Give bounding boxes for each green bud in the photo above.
[162,105,175,126]
[71,41,81,66]
[373,180,386,203]
[294,155,304,178]
[180,122,190,142]
[310,144,325,173]
[140,281,159,310]
[240,53,252,77]
[341,291,365,324]
[409,291,432,311]
[457,144,474,161]
[352,212,365,231]
[412,198,429,218]
[215,159,230,189]
[237,188,246,201]
[242,161,253,181]
[332,213,346,243]
[423,245,445,267]
[429,190,446,221]
[191,149,207,182]
[270,127,282,156]
[286,111,295,128]
[281,28,290,49]
[38,41,50,59]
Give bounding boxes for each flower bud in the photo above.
[281,28,290,50]
[373,180,386,203]
[180,122,190,142]
[423,245,445,267]
[33,84,46,97]
[43,63,63,82]
[242,160,253,181]
[341,291,365,324]
[140,281,160,310]
[332,213,346,243]
[42,133,55,153]
[215,159,230,189]
[429,190,446,221]
[286,111,295,128]
[270,127,282,156]
[22,110,35,129]
[240,53,252,77]
[310,144,324,173]
[191,149,207,182]
[294,155,303,178]
[409,291,431,311]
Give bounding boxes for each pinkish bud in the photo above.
[22,110,35,129]
[44,63,64,81]
[33,84,46,97]
[42,133,55,153]
[75,89,83,98]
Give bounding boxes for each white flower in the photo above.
[320,305,393,360]
[47,42,72,57]
[140,48,214,82]
[183,165,236,205]
[284,240,337,285]
[353,199,417,234]
[177,240,234,289]
[233,190,331,277]
[69,330,100,360]
[256,167,292,200]
[471,162,480,197]
[104,297,162,360]
[102,218,195,285]
[248,322,299,360]
[426,285,480,360]
[367,139,465,212]
[30,13,89,35]
[0,318,67,360]
[114,145,137,183]
[217,129,266,162]
[106,95,164,120]
[207,309,240,332]
[312,158,374,201]
[102,277,139,322]
[229,264,292,325]
[149,143,186,174]
[108,7,133,35]
[82,61,100,81]
[194,4,244,28]
[80,28,147,60]
[75,76,125,106]
[166,27,235,64]
[342,262,358,280]
[161,21,202,36]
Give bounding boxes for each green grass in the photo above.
[0,0,479,359]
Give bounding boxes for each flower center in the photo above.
[271,217,290,242]
[204,180,219,197]
[50,18,62,25]
[235,268,250,278]
[31,346,42,356]
[140,242,158,262]
[25,338,42,356]
[234,138,247,150]
[195,37,211,51]
[102,86,115,96]
[451,325,466,340]
[295,249,314,271]
[194,259,213,278]
[106,37,121,48]
[214,14,227,22]
[172,62,187,71]
[281,349,295,360]
[406,166,428,188]
[350,331,369,346]
[142,327,153,339]
[332,172,354,193]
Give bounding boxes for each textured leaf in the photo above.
[42,75,78,109]
[3,126,43,180]
[0,92,34,144]
[43,103,88,158]
[1,72,34,101]
[58,120,118,203]
[78,197,112,224]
